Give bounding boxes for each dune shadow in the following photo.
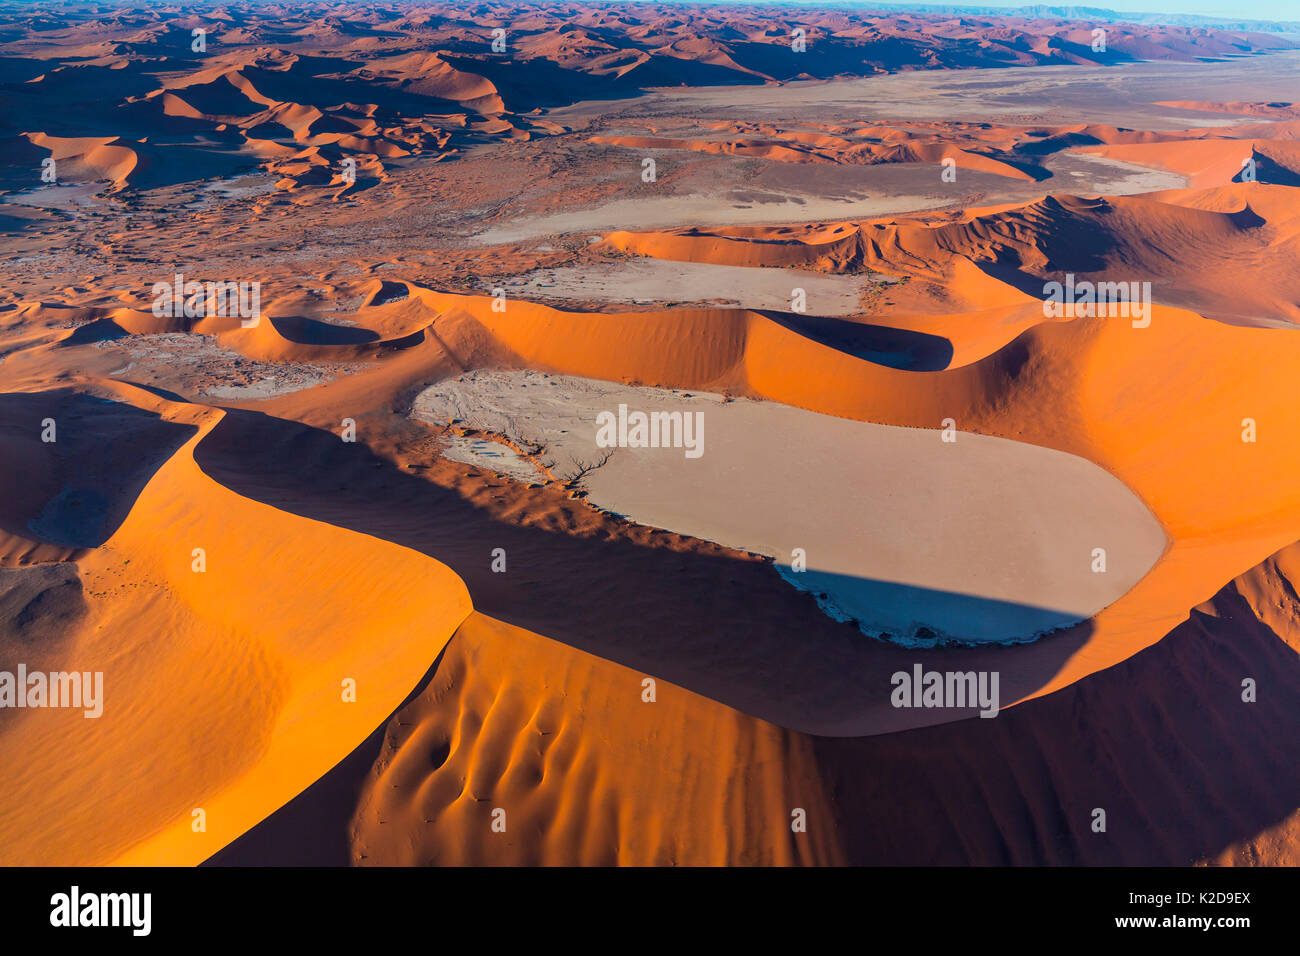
[190,405,1096,738]
[988,154,1054,182]
[0,390,197,549]
[1240,149,1300,187]
[755,310,954,370]
[1015,131,1106,158]
[204,642,453,867]
[0,563,87,658]
[778,564,1083,646]
[58,318,130,345]
[267,315,381,346]
[336,178,386,199]
[812,582,1300,864]
[0,211,41,235]
[207,494,1300,865]
[365,280,411,308]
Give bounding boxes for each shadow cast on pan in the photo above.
[782,566,1082,645]
[189,407,1300,865]
[209,557,1300,866]
[189,405,1092,737]
[813,584,1300,864]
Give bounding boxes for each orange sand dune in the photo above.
[603,186,1300,326]
[590,106,1300,187]
[1157,100,1300,119]
[5,172,1298,733]
[3,2,1294,201]
[592,131,1039,179]
[22,133,140,191]
[350,612,838,865]
[229,533,1300,864]
[348,51,506,113]
[0,382,472,865]
[6,1,1300,870]
[256,281,1275,733]
[1079,139,1300,189]
[228,312,433,363]
[334,534,1300,865]
[11,201,1300,732]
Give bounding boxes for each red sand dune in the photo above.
[2,1,1300,869]
[1,3,1294,197]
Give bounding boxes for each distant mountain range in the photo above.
[764,2,1300,32]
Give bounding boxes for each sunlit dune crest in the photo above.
[2,1,1300,870]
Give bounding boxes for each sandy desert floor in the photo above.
[3,1,1300,867]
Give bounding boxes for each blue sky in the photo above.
[948,1,1295,17]
[754,0,1300,21]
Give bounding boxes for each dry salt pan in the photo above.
[414,369,1166,645]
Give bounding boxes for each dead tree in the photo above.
[562,449,614,487]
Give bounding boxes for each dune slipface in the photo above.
[2,0,1300,890]
[0,386,473,866]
